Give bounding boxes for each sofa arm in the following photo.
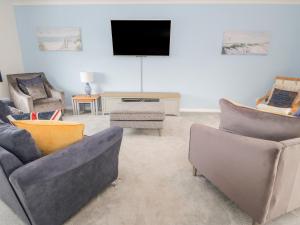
[50,89,65,105]
[9,126,123,225]
[9,87,33,113]
[189,124,283,224]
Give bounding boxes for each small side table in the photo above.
[72,94,101,115]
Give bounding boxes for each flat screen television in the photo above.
[111,20,171,56]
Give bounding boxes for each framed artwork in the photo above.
[37,27,82,51]
[222,31,271,55]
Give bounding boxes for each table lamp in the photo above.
[80,72,93,96]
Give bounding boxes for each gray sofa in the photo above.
[0,126,123,225]
[189,99,300,225]
[7,73,65,113]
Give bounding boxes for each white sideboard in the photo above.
[101,92,181,116]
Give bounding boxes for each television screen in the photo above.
[111,20,171,56]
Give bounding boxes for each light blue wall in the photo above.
[15,4,300,109]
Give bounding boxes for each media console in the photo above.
[101,92,181,116]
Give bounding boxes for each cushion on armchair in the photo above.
[16,76,48,100]
[12,120,84,155]
[219,98,300,141]
[267,88,298,108]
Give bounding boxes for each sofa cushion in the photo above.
[219,98,300,141]
[0,122,42,163]
[267,88,298,108]
[0,101,12,123]
[7,110,62,121]
[33,98,63,112]
[12,120,84,155]
[16,76,48,100]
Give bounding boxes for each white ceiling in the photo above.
[12,0,300,5]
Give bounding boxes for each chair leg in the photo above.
[193,166,197,176]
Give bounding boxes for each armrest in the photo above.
[189,124,283,224]
[256,91,271,106]
[266,137,300,220]
[9,126,123,225]
[9,86,33,113]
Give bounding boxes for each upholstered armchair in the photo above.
[189,99,300,225]
[7,73,65,113]
[256,76,300,115]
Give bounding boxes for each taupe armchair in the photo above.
[189,99,300,225]
[7,73,65,113]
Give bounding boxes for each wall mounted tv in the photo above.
[111,20,171,56]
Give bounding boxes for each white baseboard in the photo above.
[180,108,220,113]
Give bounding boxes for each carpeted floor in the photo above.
[1,113,300,225]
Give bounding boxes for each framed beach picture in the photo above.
[222,31,271,55]
[37,27,82,51]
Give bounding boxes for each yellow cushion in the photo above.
[12,120,85,155]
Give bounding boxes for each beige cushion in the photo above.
[256,103,292,115]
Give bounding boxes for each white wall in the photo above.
[0,0,24,99]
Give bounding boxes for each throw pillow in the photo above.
[219,98,300,141]
[11,120,84,155]
[0,101,12,123]
[16,76,48,100]
[268,88,298,108]
[7,110,62,122]
[0,121,42,163]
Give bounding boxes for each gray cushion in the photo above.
[0,122,42,163]
[0,101,12,123]
[219,98,300,141]
[17,76,48,100]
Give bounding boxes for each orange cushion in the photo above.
[12,120,84,155]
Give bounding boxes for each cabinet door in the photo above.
[103,97,122,114]
[161,99,180,116]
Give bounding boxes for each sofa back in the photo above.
[219,98,300,141]
[0,147,30,225]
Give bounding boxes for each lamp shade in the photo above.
[80,72,94,83]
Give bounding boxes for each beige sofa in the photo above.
[189,99,300,225]
[7,73,65,113]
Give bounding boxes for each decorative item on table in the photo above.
[7,109,62,122]
[80,72,94,96]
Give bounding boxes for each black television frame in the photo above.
[111,20,171,56]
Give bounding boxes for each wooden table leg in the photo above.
[95,99,99,115]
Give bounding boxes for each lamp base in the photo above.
[85,83,92,96]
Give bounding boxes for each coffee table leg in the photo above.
[95,100,98,115]
[91,102,94,115]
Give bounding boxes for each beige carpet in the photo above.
[1,113,300,225]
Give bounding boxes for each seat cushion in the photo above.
[110,102,165,121]
[219,98,300,141]
[0,122,42,163]
[12,120,84,155]
[16,76,48,100]
[33,98,63,112]
[256,103,292,115]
